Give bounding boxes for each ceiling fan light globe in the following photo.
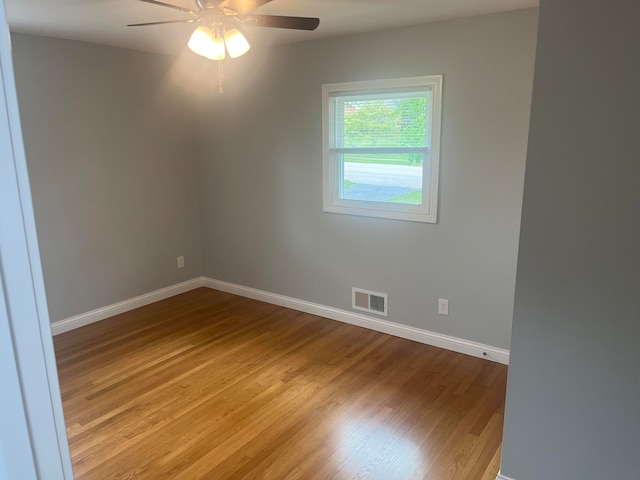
[224,28,250,58]
[188,26,225,60]
[207,35,226,61]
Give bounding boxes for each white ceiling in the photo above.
[6,0,538,55]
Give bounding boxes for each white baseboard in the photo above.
[202,278,510,365]
[50,277,205,336]
[496,472,516,480]
[51,276,510,365]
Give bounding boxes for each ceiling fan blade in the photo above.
[128,18,197,26]
[217,0,272,15]
[250,14,319,31]
[138,0,200,15]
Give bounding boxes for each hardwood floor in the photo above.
[54,287,507,480]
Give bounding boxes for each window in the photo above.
[322,76,442,223]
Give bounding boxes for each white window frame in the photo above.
[322,76,442,223]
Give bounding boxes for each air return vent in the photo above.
[352,288,388,316]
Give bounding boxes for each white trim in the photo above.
[0,2,73,474]
[496,472,517,480]
[203,278,509,364]
[51,277,205,335]
[51,275,509,364]
[322,75,443,224]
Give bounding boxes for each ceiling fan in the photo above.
[128,0,319,60]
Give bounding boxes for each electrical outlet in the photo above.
[177,256,185,269]
[438,298,449,315]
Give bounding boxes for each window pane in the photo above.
[338,94,429,148]
[341,154,424,205]
[323,76,441,223]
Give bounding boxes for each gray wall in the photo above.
[12,34,203,322]
[195,9,538,350]
[500,1,640,478]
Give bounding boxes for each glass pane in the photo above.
[341,154,424,205]
[339,95,428,148]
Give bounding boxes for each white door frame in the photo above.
[0,0,74,477]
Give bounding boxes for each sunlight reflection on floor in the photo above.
[337,417,425,479]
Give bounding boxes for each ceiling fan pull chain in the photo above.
[218,60,224,94]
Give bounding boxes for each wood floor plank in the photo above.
[54,287,507,479]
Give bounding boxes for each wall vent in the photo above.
[352,288,388,316]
